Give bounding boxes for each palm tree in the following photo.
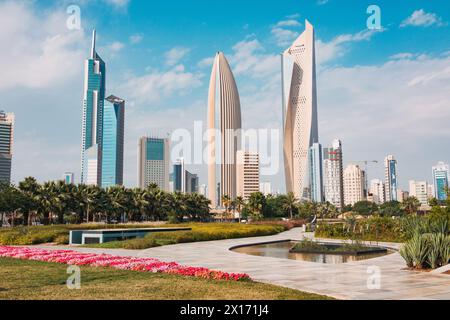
[18,177,40,225]
[402,196,421,215]
[247,192,265,220]
[283,192,298,219]
[235,196,245,222]
[221,195,232,220]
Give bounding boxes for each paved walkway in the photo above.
[35,228,450,300]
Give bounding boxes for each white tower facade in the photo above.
[282,20,319,200]
[207,52,242,207]
[344,164,366,206]
[236,151,260,200]
[323,139,344,209]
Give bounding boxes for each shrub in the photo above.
[400,233,450,270]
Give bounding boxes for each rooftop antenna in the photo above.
[91,29,96,59]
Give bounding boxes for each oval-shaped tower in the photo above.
[207,52,242,208]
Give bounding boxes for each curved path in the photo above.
[35,228,450,300]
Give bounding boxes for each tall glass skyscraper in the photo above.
[0,111,14,183]
[309,143,324,203]
[81,30,106,186]
[432,161,449,201]
[173,158,185,192]
[101,95,125,188]
[138,137,170,191]
[384,155,398,202]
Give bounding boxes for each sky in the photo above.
[1,0,450,192]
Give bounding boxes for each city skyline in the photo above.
[2,0,450,193]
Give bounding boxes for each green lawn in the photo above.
[86,223,286,249]
[0,223,286,247]
[0,258,331,300]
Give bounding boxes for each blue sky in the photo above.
[2,0,450,192]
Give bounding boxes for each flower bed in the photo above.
[0,246,250,281]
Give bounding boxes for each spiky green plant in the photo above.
[399,244,414,268]
[404,234,430,269]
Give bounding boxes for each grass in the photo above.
[0,223,285,247]
[0,258,331,300]
[0,223,166,245]
[86,223,286,249]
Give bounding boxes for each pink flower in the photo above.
[0,246,250,281]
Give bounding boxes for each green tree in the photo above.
[379,201,404,217]
[352,200,378,216]
[247,192,266,220]
[234,196,245,221]
[283,192,298,219]
[18,177,40,225]
[402,196,421,215]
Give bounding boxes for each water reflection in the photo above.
[232,241,392,264]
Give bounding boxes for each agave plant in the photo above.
[400,244,414,268]
[402,234,430,269]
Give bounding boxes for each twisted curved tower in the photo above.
[207,52,242,207]
[282,20,319,199]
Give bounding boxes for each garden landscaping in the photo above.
[0,257,330,300]
[315,212,450,272]
[0,223,286,248]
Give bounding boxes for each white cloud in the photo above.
[129,34,143,44]
[275,20,301,28]
[390,52,415,60]
[318,54,450,184]
[108,41,125,52]
[270,17,302,47]
[228,39,279,79]
[316,29,384,66]
[400,9,445,27]
[197,56,215,69]
[317,0,329,5]
[0,1,86,90]
[102,0,130,8]
[119,65,203,104]
[165,47,191,66]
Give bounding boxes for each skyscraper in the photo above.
[432,161,449,201]
[138,137,170,191]
[323,139,344,209]
[384,155,398,202]
[309,143,324,202]
[207,52,242,207]
[369,179,385,204]
[173,158,186,193]
[63,172,75,185]
[81,30,106,186]
[236,151,260,200]
[260,182,272,196]
[0,111,14,183]
[101,95,125,188]
[173,158,198,193]
[409,180,428,205]
[185,172,199,194]
[282,20,319,200]
[344,164,366,206]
